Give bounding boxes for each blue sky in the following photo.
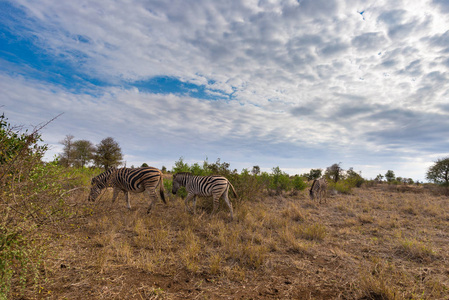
[1,0,449,181]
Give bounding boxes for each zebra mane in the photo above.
[176,172,193,175]
[310,178,317,192]
[93,167,117,184]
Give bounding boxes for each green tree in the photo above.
[426,157,449,186]
[251,165,261,176]
[172,157,190,173]
[385,170,395,183]
[58,134,75,167]
[94,137,123,170]
[141,163,149,168]
[204,158,231,176]
[73,140,95,167]
[269,166,291,194]
[325,163,343,183]
[306,169,322,181]
[346,168,365,187]
[375,174,384,182]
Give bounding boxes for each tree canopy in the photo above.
[93,137,123,170]
[426,157,449,186]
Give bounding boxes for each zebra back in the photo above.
[114,167,165,200]
[89,167,165,204]
[173,172,236,197]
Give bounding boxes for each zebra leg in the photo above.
[184,193,195,214]
[112,187,120,203]
[192,196,198,215]
[211,195,219,215]
[124,191,131,209]
[222,191,234,220]
[146,189,157,213]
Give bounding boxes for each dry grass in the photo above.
[15,185,449,299]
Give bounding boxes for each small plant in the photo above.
[359,270,398,300]
[209,253,222,275]
[397,238,436,262]
[301,223,327,241]
[180,229,201,273]
[358,214,375,224]
[281,202,305,222]
[0,225,44,299]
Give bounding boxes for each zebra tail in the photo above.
[159,175,167,204]
[229,181,238,199]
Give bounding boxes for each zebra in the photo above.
[171,172,237,219]
[309,177,328,203]
[88,167,166,213]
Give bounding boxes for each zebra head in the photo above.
[88,168,114,201]
[309,187,315,200]
[88,178,103,202]
[171,172,189,194]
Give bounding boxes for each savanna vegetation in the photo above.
[1,114,449,299]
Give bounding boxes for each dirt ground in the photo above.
[20,185,449,299]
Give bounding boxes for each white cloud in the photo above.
[2,0,449,180]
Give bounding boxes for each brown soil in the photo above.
[17,186,449,299]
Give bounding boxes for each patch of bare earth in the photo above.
[32,186,449,299]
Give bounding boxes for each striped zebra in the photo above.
[171,172,237,219]
[88,167,166,213]
[309,178,328,203]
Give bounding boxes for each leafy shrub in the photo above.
[233,168,263,202]
[329,180,353,194]
[269,167,291,195]
[0,114,69,298]
[0,225,45,299]
[292,175,307,191]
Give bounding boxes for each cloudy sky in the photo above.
[1,0,449,180]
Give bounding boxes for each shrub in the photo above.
[269,166,291,195]
[0,225,45,299]
[233,168,263,202]
[292,175,307,191]
[301,223,327,241]
[329,180,353,194]
[0,114,68,298]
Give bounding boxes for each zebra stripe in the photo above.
[172,172,237,219]
[88,167,166,212]
[309,178,327,203]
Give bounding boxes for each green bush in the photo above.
[329,180,353,194]
[0,114,69,298]
[233,168,263,202]
[0,225,45,299]
[269,167,291,194]
[292,175,307,191]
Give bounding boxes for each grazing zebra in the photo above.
[171,172,237,219]
[309,178,328,203]
[88,167,166,213]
